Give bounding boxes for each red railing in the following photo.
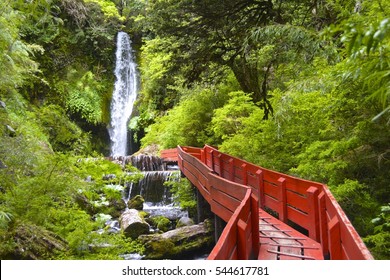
[177,146,259,259]
[172,145,373,260]
[160,148,179,162]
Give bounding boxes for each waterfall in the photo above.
[108,31,138,157]
[127,155,166,171]
[122,157,188,220]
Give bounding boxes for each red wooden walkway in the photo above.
[160,145,373,260]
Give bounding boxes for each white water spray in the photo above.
[109,32,138,157]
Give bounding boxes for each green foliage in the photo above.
[0,211,13,230]
[211,91,260,142]
[84,0,125,21]
[1,0,389,260]
[73,157,143,186]
[372,204,390,234]
[141,84,230,149]
[165,177,196,215]
[139,37,179,111]
[335,2,390,122]
[364,204,390,260]
[331,180,379,235]
[138,2,390,260]
[0,1,42,92]
[39,104,92,153]
[65,71,105,124]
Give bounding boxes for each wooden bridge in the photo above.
[160,145,373,260]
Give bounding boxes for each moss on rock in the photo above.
[138,221,214,259]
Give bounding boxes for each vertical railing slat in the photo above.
[307,186,320,242]
[278,177,287,222]
[329,216,342,260]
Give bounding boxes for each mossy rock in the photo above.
[74,193,96,215]
[138,221,214,259]
[150,216,172,232]
[2,222,68,260]
[139,211,150,219]
[106,198,126,218]
[128,195,144,210]
[139,237,176,259]
[176,216,194,228]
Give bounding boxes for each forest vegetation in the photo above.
[0,0,389,259]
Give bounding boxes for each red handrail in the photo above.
[174,145,373,260]
[159,148,179,161]
[177,146,259,259]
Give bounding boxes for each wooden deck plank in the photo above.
[258,209,324,260]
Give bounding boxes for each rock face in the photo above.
[119,209,150,239]
[139,220,214,259]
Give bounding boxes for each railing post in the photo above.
[237,219,249,260]
[210,150,214,171]
[251,193,260,257]
[216,154,222,176]
[228,158,234,181]
[318,191,329,258]
[329,216,342,260]
[307,186,320,242]
[278,177,287,222]
[201,149,205,164]
[257,170,264,208]
[241,163,247,185]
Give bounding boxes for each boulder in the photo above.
[127,195,144,210]
[0,100,6,109]
[138,220,214,259]
[176,216,194,228]
[119,209,150,239]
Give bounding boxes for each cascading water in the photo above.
[122,156,188,220]
[108,32,138,157]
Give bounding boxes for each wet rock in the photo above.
[125,154,165,171]
[138,220,214,259]
[176,216,194,228]
[102,174,117,181]
[127,195,144,210]
[120,209,150,239]
[105,220,121,234]
[5,125,16,137]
